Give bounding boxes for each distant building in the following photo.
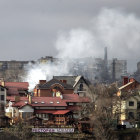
[108,58,127,81]
[0,60,34,82]
[38,56,57,64]
[133,61,140,82]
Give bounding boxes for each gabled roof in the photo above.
[37,79,73,89]
[53,75,90,88]
[53,76,77,86]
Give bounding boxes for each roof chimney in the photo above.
[29,95,32,104]
[39,80,46,85]
[62,80,67,84]
[123,77,129,85]
[15,96,20,102]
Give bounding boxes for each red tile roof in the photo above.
[63,94,90,103]
[0,82,29,96]
[2,82,29,89]
[35,110,70,115]
[10,96,67,107]
[53,110,70,114]
[7,94,90,108]
[67,106,81,111]
[7,96,15,101]
[35,110,56,114]
[31,97,67,107]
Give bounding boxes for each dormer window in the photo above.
[57,101,60,104]
[50,101,53,104]
[34,102,38,104]
[25,101,28,104]
[41,102,45,104]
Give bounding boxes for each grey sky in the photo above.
[0,0,140,64]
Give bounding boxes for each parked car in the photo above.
[121,121,134,129]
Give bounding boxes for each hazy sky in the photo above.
[0,0,140,67]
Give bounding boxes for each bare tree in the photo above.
[79,84,120,140]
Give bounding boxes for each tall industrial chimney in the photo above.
[104,47,108,62]
[103,47,109,81]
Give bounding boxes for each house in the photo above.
[6,94,90,126]
[0,85,7,117]
[0,85,7,106]
[34,79,74,97]
[0,85,10,127]
[53,76,91,97]
[0,81,29,96]
[117,77,140,125]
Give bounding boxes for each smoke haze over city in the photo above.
[0,0,140,72]
[1,1,140,89]
[21,7,140,90]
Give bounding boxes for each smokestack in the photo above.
[39,80,46,85]
[112,58,116,81]
[104,47,108,62]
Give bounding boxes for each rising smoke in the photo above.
[24,8,140,90]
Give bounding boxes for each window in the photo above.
[1,95,4,101]
[79,83,83,91]
[1,88,4,91]
[137,112,140,119]
[128,112,134,119]
[22,112,32,119]
[0,104,4,111]
[129,101,134,106]
[69,103,74,105]
[137,102,140,109]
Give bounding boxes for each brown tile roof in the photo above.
[37,79,73,89]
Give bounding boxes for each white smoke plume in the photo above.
[24,60,71,90]
[24,8,140,90]
[56,8,140,60]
